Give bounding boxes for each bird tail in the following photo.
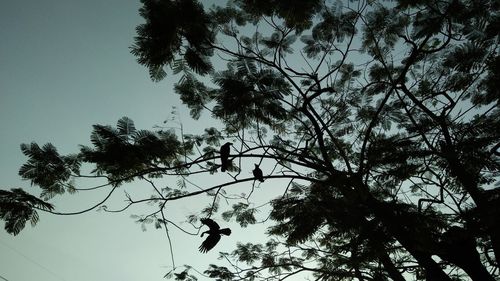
[220,228,231,236]
[199,245,208,253]
[221,162,227,172]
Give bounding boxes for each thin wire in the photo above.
[0,239,67,281]
[0,274,10,281]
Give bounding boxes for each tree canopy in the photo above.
[1,0,499,280]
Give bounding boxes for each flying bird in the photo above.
[252,164,264,182]
[220,142,232,172]
[199,218,231,253]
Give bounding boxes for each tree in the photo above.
[1,0,499,280]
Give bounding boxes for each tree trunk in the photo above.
[363,196,452,281]
[438,226,496,281]
[461,262,496,281]
[444,154,500,264]
[378,251,406,281]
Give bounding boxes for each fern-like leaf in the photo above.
[0,188,54,235]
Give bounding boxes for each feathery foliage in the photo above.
[0,188,54,235]
[4,0,500,280]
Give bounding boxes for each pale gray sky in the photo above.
[0,1,266,280]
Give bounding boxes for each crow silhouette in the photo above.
[252,164,264,182]
[220,142,232,172]
[199,218,231,253]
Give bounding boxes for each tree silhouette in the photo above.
[2,0,500,280]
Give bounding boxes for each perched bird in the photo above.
[252,164,264,182]
[220,142,232,172]
[199,218,231,253]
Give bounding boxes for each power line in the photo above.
[0,239,67,281]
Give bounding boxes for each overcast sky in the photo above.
[0,1,279,280]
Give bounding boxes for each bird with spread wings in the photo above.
[199,218,231,253]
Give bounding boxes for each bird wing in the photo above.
[199,233,221,253]
[201,218,220,230]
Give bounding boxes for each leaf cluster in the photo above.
[234,0,323,32]
[80,117,183,180]
[18,142,79,199]
[131,0,214,80]
[0,188,54,235]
